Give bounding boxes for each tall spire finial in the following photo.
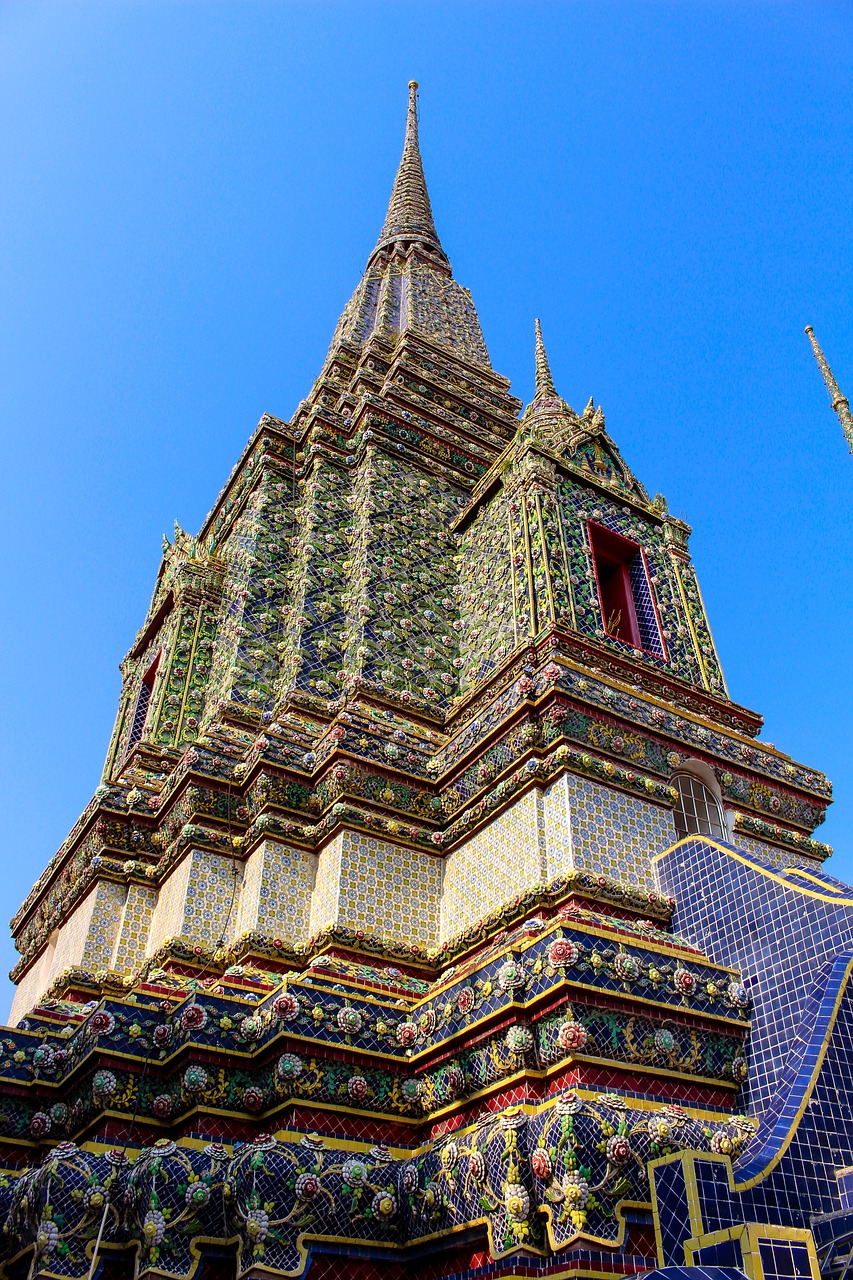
[805,325,853,454]
[534,318,557,399]
[369,82,448,267]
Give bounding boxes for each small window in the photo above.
[588,522,665,657]
[126,656,159,754]
[673,773,725,840]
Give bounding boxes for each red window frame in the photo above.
[587,521,666,658]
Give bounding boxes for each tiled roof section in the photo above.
[370,81,447,264]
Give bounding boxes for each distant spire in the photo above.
[369,82,447,266]
[534,319,557,399]
[805,325,853,454]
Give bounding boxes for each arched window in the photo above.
[673,772,725,840]
[125,655,159,755]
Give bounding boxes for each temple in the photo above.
[2,82,853,1280]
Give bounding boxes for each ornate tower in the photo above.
[2,84,853,1280]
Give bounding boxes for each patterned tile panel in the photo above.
[110,882,158,975]
[145,855,192,957]
[565,773,676,890]
[336,831,441,947]
[733,832,825,874]
[236,839,316,942]
[308,834,343,936]
[145,849,243,956]
[542,772,573,876]
[439,789,546,940]
[181,848,244,948]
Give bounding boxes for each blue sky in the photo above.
[1,1,852,1013]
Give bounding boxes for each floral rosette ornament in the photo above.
[506,1025,533,1054]
[504,1182,530,1229]
[557,1019,587,1051]
[181,1002,208,1032]
[35,1218,59,1257]
[439,1141,459,1170]
[456,986,475,1015]
[647,1115,675,1145]
[530,1147,553,1179]
[654,1027,676,1054]
[337,1006,363,1034]
[548,938,580,968]
[731,1056,749,1083]
[401,1077,421,1104]
[605,1135,632,1166]
[562,1169,590,1212]
[372,1190,397,1220]
[295,1172,321,1201]
[240,1015,263,1042]
[402,1162,420,1195]
[727,981,750,1011]
[442,1064,465,1100]
[30,1112,51,1138]
[710,1129,735,1155]
[88,1010,116,1037]
[93,1069,117,1097]
[273,991,300,1022]
[557,1089,585,1115]
[185,1181,211,1210]
[498,958,526,992]
[342,1158,367,1189]
[245,1206,269,1244]
[600,1093,629,1111]
[277,1052,303,1081]
[152,1022,173,1049]
[613,952,641,983]
[396,1020,417,1047]
[31,1044,55,1072]
[183,1064,208,1093]
[347,1075,369,1102]
[242,1086,265,1112]
[418,1007,436,1034]
[673,967,697,996]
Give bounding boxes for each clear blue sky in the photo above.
[1,2,852,1012]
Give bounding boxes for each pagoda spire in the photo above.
[369,81,448,266]
[805,325,853,454]
[534,318,557,399]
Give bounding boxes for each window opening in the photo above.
[673,773,725,840]
[126,656,159,754]
[588,522,665,657]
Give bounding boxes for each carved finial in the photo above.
[533,319,557,399]
[369,81,447,266]
[805,325,853,454]
[582,397,595,419]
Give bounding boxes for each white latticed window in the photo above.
[125,655,159,755]
[673,773,725,840]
